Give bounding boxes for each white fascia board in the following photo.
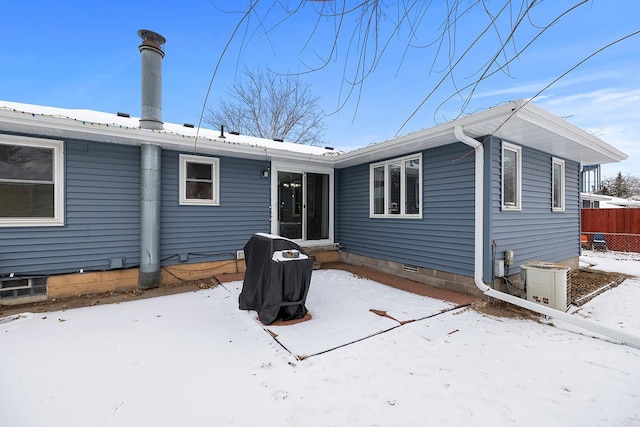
[332,102,520,169]
[333,127,457,168]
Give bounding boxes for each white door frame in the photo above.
[270,161,334,245]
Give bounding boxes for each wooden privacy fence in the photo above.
[581,208,640,252]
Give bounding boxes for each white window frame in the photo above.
[179,154,220,206]
[501,142,522,211]
[369,153,422,219]
[0,135,64,227]
[552,157,565,212]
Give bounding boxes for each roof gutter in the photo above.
[454,125,640,349]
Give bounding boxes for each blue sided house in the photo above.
[0,31,627,304]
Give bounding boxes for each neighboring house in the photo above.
[0,33,628,303]
[579,164,640,209]
[580,164,602,194]
[581,193,640,209]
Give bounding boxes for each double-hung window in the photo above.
[179,154,220,206]
[370,154,422,218]
[0,135,64,226]
[552,157,565,211]
[502,142,522,210]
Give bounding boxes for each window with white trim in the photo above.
[370,154,422,218]
[552,157,565,211]
[179,154,220,206]
[502,142,522,210]
[0,135,64,226]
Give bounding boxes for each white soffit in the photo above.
[335,100,627,168]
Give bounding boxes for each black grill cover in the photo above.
[239,233,314,325]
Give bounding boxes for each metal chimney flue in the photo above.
[137,29,165,290]
[138,29,165,130]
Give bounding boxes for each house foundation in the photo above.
[33,248,339,301]
[338,251,482,296]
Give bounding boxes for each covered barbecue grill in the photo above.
[238,233,314,324]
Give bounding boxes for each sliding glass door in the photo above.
[274,165,333,243]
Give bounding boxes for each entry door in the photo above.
[276,169,331,242]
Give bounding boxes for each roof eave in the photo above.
[513,102,628,164]
[0,109,335,166]
[334,100,628,168]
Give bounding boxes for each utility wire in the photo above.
[492,29,640,136]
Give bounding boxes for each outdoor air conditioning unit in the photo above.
[521,262,571,311]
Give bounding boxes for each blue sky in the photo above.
[1,1,638,178]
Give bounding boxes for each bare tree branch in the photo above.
[205,67,326,145]
[206,0,638,141]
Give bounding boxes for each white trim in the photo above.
[270,162,334,245]
[552,157,565,212]
[369,153,422,219]
[0,134,64,227]
[179,154,220,206]
[1,100,627,171]
[501,142,522,211]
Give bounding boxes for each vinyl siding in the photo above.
[0,138,271,277]
[0,139,141,275]
[488,137,580,278]
[160,151,271,265]
[336,143,476,276]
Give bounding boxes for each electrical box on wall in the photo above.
[494,260,505,278]
[504,249,514,266]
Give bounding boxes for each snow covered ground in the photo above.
[1,253,639,426]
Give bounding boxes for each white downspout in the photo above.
[454,125,640,349]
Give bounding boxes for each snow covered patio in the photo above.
[1,255,639,426]
[224,268,472,359]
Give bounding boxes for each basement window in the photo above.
[179,154,220,206]
[0,135,64,227]
[0,277,47,299]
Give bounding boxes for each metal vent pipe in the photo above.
[138,29,165,130]
[137,29,165,289]
[139,143,161,289]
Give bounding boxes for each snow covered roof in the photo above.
[0,101,340,168]
[581,193,640,208]
[0,99,627,169]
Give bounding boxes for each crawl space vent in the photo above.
[402,264,419,273]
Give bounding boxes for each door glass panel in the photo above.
[306,173,329,240]
[278,172,302,239]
